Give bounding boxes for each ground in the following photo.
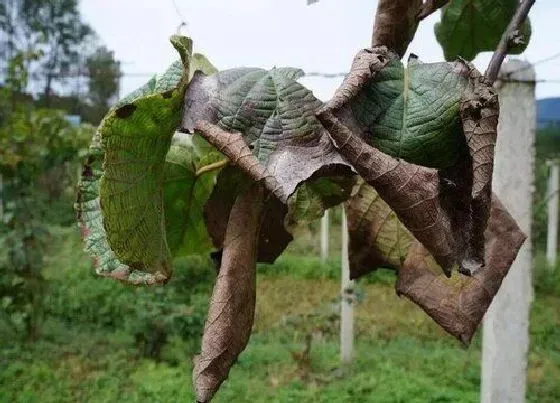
[1,223,559,402]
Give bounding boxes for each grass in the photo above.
[1,225,560,402]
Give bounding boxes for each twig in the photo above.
[371,0,422,57]
[485,0,536,84]
[417,0,450,21]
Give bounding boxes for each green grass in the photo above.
[1,226,559,402]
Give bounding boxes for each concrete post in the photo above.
[340,207,354,363]
[546,161,559,268]
[481,60,535,403]
[321,210,330,263]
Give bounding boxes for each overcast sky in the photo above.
[79,0,560,101]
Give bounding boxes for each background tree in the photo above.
[85,45,120,123]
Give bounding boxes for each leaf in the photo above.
[435,0,531,61]
[395,196,526,344]
[184,67,356,262]
[97,35,193,284]
[163,133,227,257]
[76,36,226,284]
[345,179,414,279]
[319,50,499,276]
[349,57,471,168]
[345,183,526,344]
[193,184,265,402]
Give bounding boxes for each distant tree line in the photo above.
[0,0,120,124]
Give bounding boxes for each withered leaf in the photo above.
[345,183,526,343]
[185,67,356,262]
[318,51,498,276]
[396,196,526,344]
[193,184,265,402]
[345,179,414,279]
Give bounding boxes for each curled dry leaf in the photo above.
[193,184,265,403]
[318,48,499,276]
[396,195,526,344]
[345,183,526,343]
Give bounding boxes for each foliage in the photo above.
[1,229,559,402]
[0,49,95,339]
[0,0,93,103]
[435,0,531,61]
[73,0,535,396]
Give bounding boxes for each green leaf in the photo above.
[350,58,470,168]
[435,0,531,61]
[75,36,199,285]
[183,67,315,166]
[163,133,227,257]
[98,36,193,283]
[191,53,218,78]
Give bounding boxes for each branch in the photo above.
[371,0,422,57]
[417,0,450,21]
[485,0,536,84]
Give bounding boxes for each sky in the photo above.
[79,0,560,102]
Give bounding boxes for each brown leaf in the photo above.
[371,0,422,57]
[459,63,499,273]
[193,184,265,402]
[396,195,526,345]
[318,110,460,273]
[345,179,414,279]
[203,166,293,264]
[194,121,287,201]
[194,119,355,263]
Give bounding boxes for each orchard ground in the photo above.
[1,216,559,403]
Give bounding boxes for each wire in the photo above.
[504,51,560,76]
[171,0,188,26]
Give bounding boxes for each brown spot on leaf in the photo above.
[115,103,137,119]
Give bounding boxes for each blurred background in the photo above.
[0,0,559,402]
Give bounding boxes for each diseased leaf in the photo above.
[435,0,531,61]
[184,67,356,262]
[349,57,471,169]
[77,36,224,285]
[395,196,526,344]
[193,184,265,403]
[345,183,526,344]
[98,35,192,284]
[319,50,499,276]
[345,179,414,279]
